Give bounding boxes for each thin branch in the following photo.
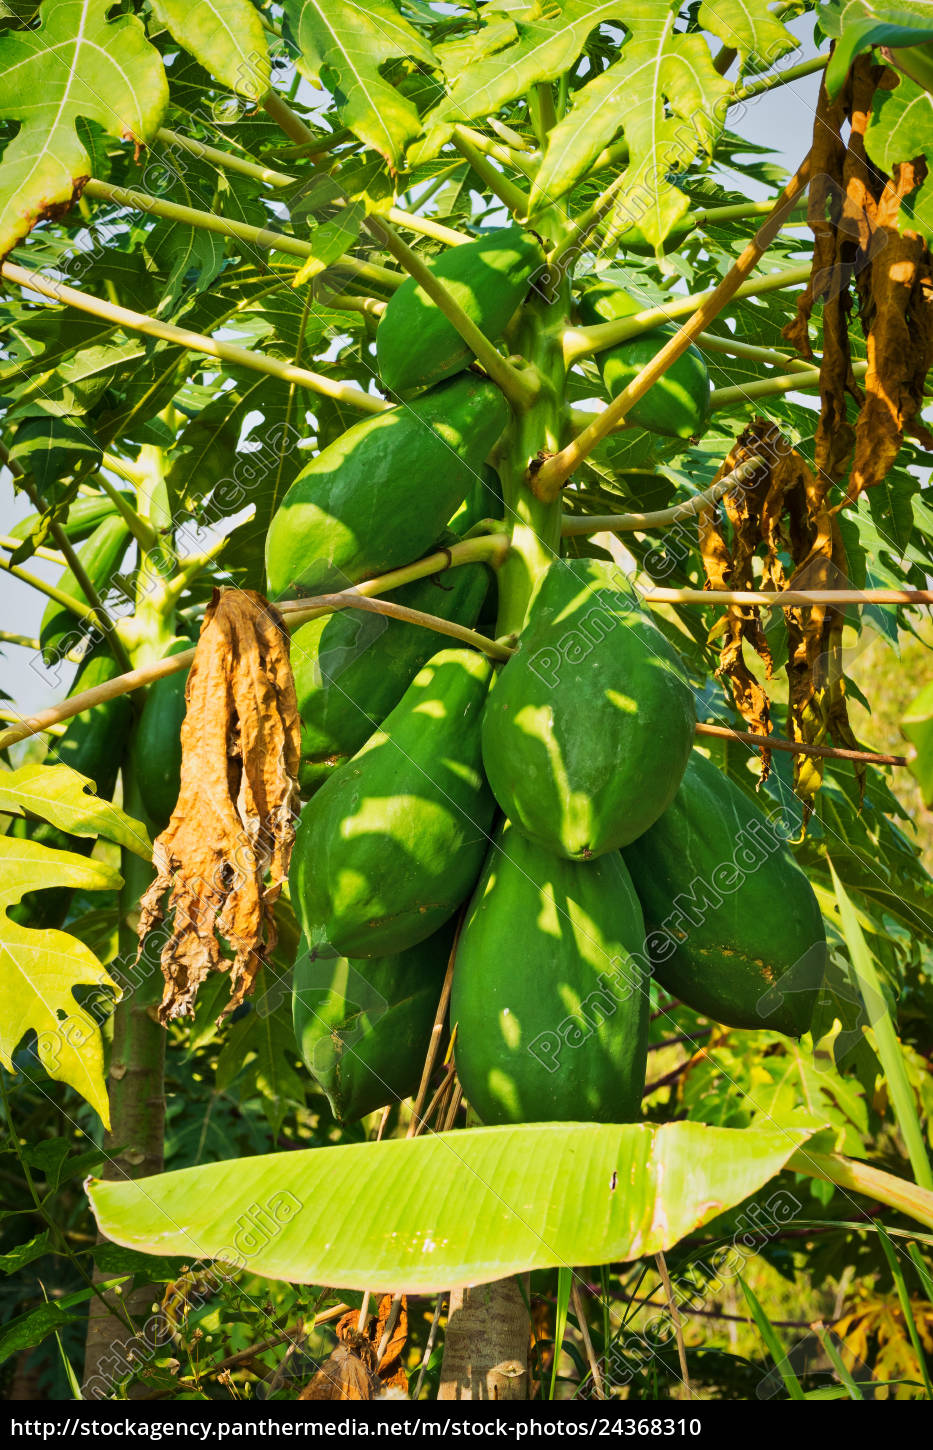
[562,454,765,535]
[281,593,514,660]
[450,126,532,216]
[643,584,933,607]
[535,152,812,497]
[697,330,815,373]
[412,1296,446,1400]
[454,124,539,180]
[732,53,829,101]
[2,262,388,415]
[711,359,867,409]
[655,1254,693,1400]
[562,263,813,366]
[92,472,159,552]
[155,126,295,187]
[571,1283,606,1400]
[0,533,64,565]
[155,129,471,247]
[406,918,462,1140]
[694,723,910,769]
[363,214,540,407]
[260,89,317,145]
[0,534,510,750]
[0,552,102,623]
[4,447,133,671]
[83,178,403,293]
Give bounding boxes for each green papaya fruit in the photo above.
[577,283,710,440]
[621,751,826,1037]
[292,923,451,1123]
[376,226,546,395]
[291,647,496,958]
[134,638,191,831]
[40,514,131,664]
[265,375,509,599]
[10,490,132,545]
[9,649,133,929]
[481,558,695,860]
[448,464,504,536]
[452,822,649,1125]
[292,562,490,795]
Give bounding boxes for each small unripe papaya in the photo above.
[577,283,710,440]
[292,924,451,1123]
[265,374,509,599]
[291,647,496,958]
[376,226,546,395]
[134,638,191,831]
[291,562,490,794]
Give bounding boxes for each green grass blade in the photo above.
[739,1274,805,1400]
[810,1320,864,1400]
[878,1225,933,1398]
[907,1241,933,1300]
[550,1266,572,1401]
[829,861,933,1192]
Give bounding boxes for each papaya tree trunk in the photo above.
[438,1279,529,1399]
[82,768,166,1399]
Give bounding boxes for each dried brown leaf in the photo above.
[298,1297,408,1400]
[698,421,778,779]
[298,1342,378,1401]
[784,56,933,501]
[136,588,301,1024]
[697,424,865,810]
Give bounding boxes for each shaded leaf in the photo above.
[0,1231,54,1274]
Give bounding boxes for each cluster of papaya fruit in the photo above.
[17,222,826,1134]
[265,225,827,1130]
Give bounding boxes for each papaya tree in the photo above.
[1,0,933,1405]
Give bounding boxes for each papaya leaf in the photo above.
[0,0,168,260]
[7,416,101,497]
[0,764,152,860]
[151,0,270,99]
[697,0,798,70]
[531,0,794,245]
[823,0,933,97]
[284,0,439,171]
[293,202,365,286]
[865,72,933,244]
[88,1121,814,1292]
[436,1,625,127]
[0,837,121,1126]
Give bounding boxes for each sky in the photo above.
[0,13,826,720]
